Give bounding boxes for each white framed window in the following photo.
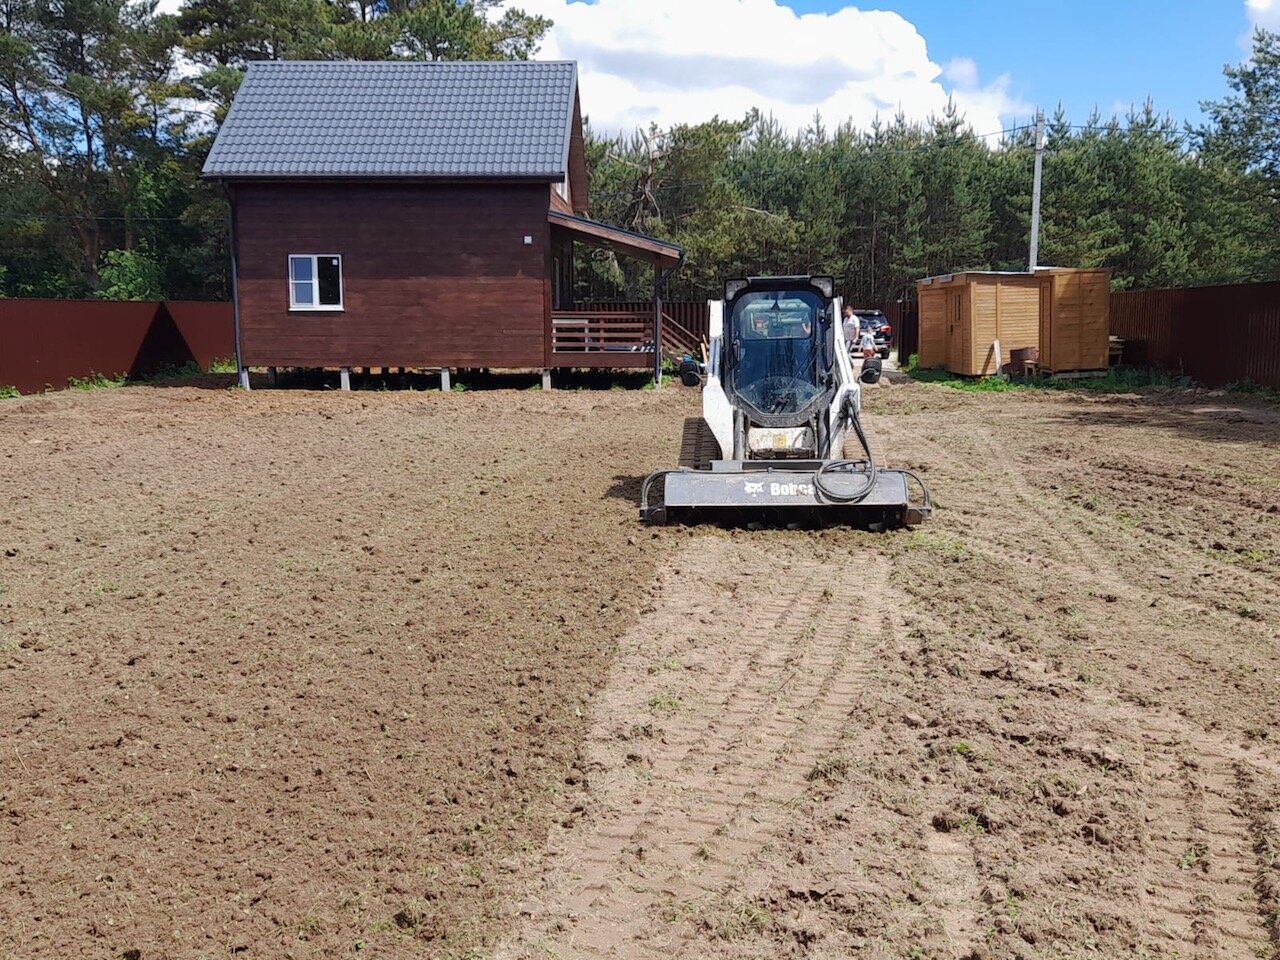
[289,254,343,310]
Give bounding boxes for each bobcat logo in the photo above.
[743,481,765,496]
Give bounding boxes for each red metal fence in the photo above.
[0,299,234,394]
[19,285,1271,392]
[878,300,919,361]
[1110,281,1280,389]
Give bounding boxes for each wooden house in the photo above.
[916,268,1111,376]
[202,60,684,388]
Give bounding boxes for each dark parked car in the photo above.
[853,309,892,359]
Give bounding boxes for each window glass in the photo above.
[290,256,313,282]
[317,256,342,306]
[737,296,816,340]
[291,281,314,306]
[727,289,824,416]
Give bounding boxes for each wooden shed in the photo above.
[915,268,1111,376]
[1037,268,1111,372]
[916,272,1041,376]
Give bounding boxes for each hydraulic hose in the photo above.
[813,395,878,504]
[639,468,685,519]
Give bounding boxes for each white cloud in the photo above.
[507,0,1030,136]
[1241,0,1280,50]
[943,56,979,89]
[1245,0,1280,29]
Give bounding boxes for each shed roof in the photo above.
[202,60,579,180]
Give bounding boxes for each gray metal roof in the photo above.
[202,60,578,180]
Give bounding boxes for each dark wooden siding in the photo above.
[232,182,549,368]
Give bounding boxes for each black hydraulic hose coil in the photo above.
[813,395,878,504]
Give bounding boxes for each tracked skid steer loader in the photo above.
[641,276,931,529]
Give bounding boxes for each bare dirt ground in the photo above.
[2,375,1279,960]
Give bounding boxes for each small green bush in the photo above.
[1225,379,1278,400]
[0,385,19,399]
[66,372,128,390]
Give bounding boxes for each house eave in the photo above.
[201,172,565,184]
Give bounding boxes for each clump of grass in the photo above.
[0,385,19,399]
[909,368,1023,392]
[1177,844,1207,871]
[806,756,849,783]
[1225,378,1279,400]
[146,360,204,381]
[67,371,128,390]
[699,900,775,941]
[648,692,681,714]
[907,530,966,560]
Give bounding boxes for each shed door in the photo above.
[945,288,965,373]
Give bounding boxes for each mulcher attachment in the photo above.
[641,461,932,530]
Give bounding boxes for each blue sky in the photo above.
[785,0,1255,129]
[513,0,1273,134]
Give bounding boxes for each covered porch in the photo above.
[546,211,690,378]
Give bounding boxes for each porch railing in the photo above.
[550,310,654,367]
[549,306,708,368]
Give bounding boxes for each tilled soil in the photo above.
[2,377,1279,960]
[0,383,686,959]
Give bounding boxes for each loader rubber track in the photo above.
[678,417,720,470]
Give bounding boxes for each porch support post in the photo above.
[653,260,663,388]
[267,366,278,386]
[225,184,249,393]
[440,368,451,392]
[339,367,351,391]
[542,369,552,391]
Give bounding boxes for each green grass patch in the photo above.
[66,372,128,390]
[1225,378,1279,400]
[0,385,19,399]
[909,365,1197,394]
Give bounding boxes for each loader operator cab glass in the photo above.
[728,290,827,420]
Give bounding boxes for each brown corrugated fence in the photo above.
[1110,281,1280,389]
[0,300,234,395]
[7,283,1274,394]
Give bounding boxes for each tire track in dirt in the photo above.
[885,409,1278,957]
[965,420,1277,957]
[493,536,890,960]
[920,825,983,955]
[1236,764,1280,958]
[1137,731,1263,955]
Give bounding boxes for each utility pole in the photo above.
[1029,108,1045,271]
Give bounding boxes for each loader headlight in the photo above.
[724,278,750,301]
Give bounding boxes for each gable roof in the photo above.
[202,60,579,181]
